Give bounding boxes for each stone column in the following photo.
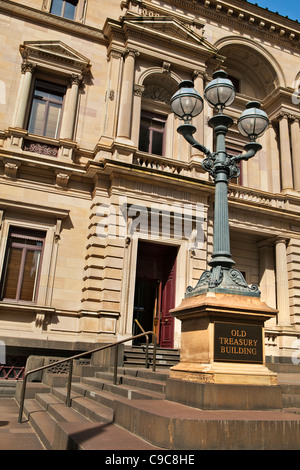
[290,116,300,191]
[131,84,144,147]
[116,49,138,142]
[268,122,281,193]
[278,113,293,190]
[275,237,291,325]
[258,240,277,327]
[60,74,81,140]
[190,70,205,160]
[13,62,35,128]
[103,50,122,140]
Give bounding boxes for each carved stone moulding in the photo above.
[23,139,59,157]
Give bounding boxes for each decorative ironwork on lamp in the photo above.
[170,70,269,298]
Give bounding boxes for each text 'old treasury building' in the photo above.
[0,0,299,371]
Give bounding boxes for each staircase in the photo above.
[15,345,300,452]
[15,365,169,450]
[14,355,300,450]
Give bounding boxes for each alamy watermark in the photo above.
[292,339,300,365]
[95,196,205,250]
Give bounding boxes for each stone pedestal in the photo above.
[170,292,278,386]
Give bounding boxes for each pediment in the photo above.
[20,41,90,73]
[123,16,218,55]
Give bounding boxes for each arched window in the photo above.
[138,73,178,157]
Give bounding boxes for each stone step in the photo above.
[95,370,166,394]
[52,385,114,421]
[80,376,165,400]
[113,396,300,450]
[117,366,170,381]
[18,365,300,450]
[54,420,164,450]
[282,394,300,408]
[22,398,57,449]
[280,384,300,408]
[0,380,17,397]
[22,386,165,450]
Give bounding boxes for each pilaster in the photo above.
[278,113,293,191]
[116,49,139,144]
[275,237,291,326]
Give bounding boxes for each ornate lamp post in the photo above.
[170,70,269,298]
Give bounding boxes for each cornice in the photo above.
[104,14,222,64]
[0,0,105,43]
[163,0,300,50]
[122,17,220,59]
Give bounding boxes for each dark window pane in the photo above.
[139,112,166,155]
[64,0,77,19]
[50,0,63,16]
[152,131,163,156]
[1,248,22,300]
[19,250,41,302]
[139,126,150,152]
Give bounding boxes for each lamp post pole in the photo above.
[170,71,269,298]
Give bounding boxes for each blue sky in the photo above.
[248,1,299,21]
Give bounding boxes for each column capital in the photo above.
[289,114,300,124]
[277,111,300,123]
[123,49,140,59]
[275,236,289,246]
[107,48,123,61]
[70,73,84,87]
[277,111,290,121]
[133,84,144,97]
[193,69,208,81]
[257,239,275,249]
[21,61,36,74]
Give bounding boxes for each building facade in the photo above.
[0,0,299,370]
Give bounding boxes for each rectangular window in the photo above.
[0,228,46,303]
[28,80,66,139]
[50,0,78,20]
[139,112,166,156]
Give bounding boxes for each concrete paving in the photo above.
[0,398,44,450]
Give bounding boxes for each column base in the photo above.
[166,375,282,410]
[170,291,278,387]
[170,360,277,386]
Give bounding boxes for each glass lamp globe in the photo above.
[170,81,203,122]
[204,70,236,112]
[238,101,269,141]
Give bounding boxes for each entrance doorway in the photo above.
[133,242,177,348]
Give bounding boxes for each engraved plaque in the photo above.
[214,321,263,363]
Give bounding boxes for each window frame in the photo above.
[0,228,46,304]
[139,110,167,156]
[50,0,79,20]
[27,79,66,140]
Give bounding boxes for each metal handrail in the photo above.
[18,331,157,423]
[134,319,150,367]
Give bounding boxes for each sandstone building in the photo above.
[0,0,299,373]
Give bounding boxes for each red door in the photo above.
[159,259,176,348]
